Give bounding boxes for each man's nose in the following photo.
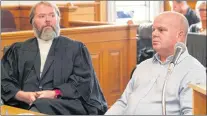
[152,29,158,38]
[46,17,51,22]
[45,15,52,22]
[45,19,52,26]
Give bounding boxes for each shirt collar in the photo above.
[153,49,189,65]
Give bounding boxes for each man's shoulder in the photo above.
[183,55,206,71]
[58,35,84,46]
[136,57,154,68]
[9,37,35,50]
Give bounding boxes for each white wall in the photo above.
[149,1,164,21]
[1,1,20,6]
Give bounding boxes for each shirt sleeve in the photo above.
[179,68,206,115]
[1,43,21,103]
[55,43,95,100]
[105,68,138,115]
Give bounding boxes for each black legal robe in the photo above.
[1,36,108,115]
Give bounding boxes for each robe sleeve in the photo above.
[55,43,94,101]
[1,43,21,102]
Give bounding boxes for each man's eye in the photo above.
[159,28,164,32]
[39,15,45,18]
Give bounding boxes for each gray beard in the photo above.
[33,23,60,41]
[40,27,56,41]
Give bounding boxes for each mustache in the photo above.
[40,25,55,33]
[33,22,60,39]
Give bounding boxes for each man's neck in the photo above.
[158,51,174,63]
[160,54,172,63]
[160,56,167,63]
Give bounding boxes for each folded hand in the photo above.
[36,90,56,99]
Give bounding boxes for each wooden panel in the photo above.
[69,20,112,27]
[86,40,128,107]
[20,18,31,30]
[71,7,94,14]
[94,0,100,21]
[19,10,30,17]
[90,51,103,81]
[189,84,207,115]
[69,6,95,21]
[1,24,138,107]
[14,18,21,30]
[1,1,105,30]
[107,49,123,106]
[99,1,107,21]
[69,15,95,21]
[193,90,207,115]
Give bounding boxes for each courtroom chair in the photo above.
[1,9,17,32]
[187,33,206,72]
[137,23,155,64]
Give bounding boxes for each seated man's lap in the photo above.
[31,98,88,115]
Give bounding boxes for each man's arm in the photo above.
[105,70,137,115]
[54,43,98,100]
[1,43,21,103]
[15,91,38,105]
[1,43,42,105]
[179,68,206,115]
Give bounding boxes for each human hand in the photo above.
[15,91,38,105]
[36,90,56,99]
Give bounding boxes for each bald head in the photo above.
[152,11,189,60]
[155,11,189,42]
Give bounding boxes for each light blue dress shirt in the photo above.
[105,50,206,115]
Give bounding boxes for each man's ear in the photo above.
[176,30,184,42]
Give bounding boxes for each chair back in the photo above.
[187,33,206,68]
[1,9,17,32]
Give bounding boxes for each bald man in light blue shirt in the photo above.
[105,11,206,115]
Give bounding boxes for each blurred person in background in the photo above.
[189,1,206,35]
[169,0,200,27]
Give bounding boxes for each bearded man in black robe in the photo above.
[1,1,107,115]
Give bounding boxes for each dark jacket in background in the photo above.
[184,7,200,27]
